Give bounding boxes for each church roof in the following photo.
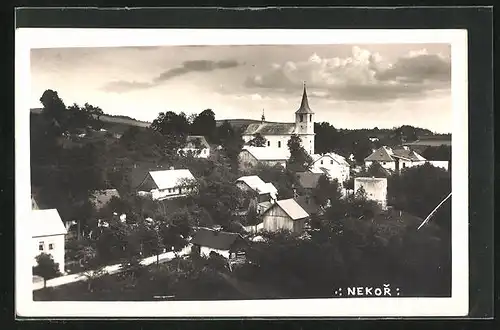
[295,83,314,114]
[243,122,296,136]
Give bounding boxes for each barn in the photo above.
[261,198,310,234]
[190,228,248,267]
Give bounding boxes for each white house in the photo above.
[364,146,427,172]
[310,152,350,183]
[354,177,388,210]
[242,83,315,156]
[136,168,196,201]
[32,209,68,274]
[236,175,278,201]
[178,135,211,158]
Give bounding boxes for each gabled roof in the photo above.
[365,146,426,162]
[236,175,278,197]
[184,135,210,149]
[191,227,245,250]
[266,198,309,221]
[32,209,67,238]
[149,169,196,190]
[295,83,314,114]
[243,122,296,136]
[392,148,426,161]
[312,152,350,167]
[90,189,120,210]
[365,146,395,162]
[296,172,323,189]
[241,146,290,161]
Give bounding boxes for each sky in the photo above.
[30,43,452,133]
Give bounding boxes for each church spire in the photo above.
[261,108,265,123]
[295,81,314,114]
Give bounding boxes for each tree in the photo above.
[40,89,66,126]
[33,253,61,288]
[312,175,342,208]
[254,163,303,199]
[287,135,313,172]
[150,111,190,153]
[190,109,216,142]
[352,137,372,164]
[247,133,267,147]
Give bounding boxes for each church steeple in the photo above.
[295,81,314,114]
[261,108,265,123]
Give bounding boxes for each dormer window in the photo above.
[300,114,304,122]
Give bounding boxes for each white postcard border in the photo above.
[15,28,468,318]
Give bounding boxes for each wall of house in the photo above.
[312,157,350,182]
[33,234,66,274]
[243,133,315,156]
[199,246,230,259]
[365,160,396,172]
[238,150,259,171]
[151,186,193,201]
[354,177,388,210]
[243,222,264,233]
[263,206,295,232]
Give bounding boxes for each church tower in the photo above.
[295,82,315,155]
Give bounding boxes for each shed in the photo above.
[262,198,309,234]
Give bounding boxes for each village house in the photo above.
[310,152,351,183]
[178,135,211,158]
[364,146,427,173]
[354,177,388,210]
[136,168,196,201]
[238,146,289,171]
[32,209,68,274]
[242,83,316,156]
[190,227,248,268]
[296,172,323,193]
[261,198,310,234]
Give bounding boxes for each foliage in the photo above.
[33,253,61,288]
[190,109,217,143]
[286,135,314,172]
[252,163,303,199]
[247,133,267,147]
[312,175,342,208]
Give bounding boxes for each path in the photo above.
[33,244,192,291]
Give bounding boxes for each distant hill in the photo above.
[98,114,150,128]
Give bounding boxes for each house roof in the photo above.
[31,209,67,238]
[295,83,314,114]
[31,195,40,210]
[185,135,210,149]
[241,146,290,161]
[191,227,245,251]
[296,172,323,189]
[312,152,350,167]
[243,122,296,136]
[365,146,395,162]
[90,189,120,210]
[149,169,196,190]
[392,148,426,161]
[236,175,278,197]
[268,198,309,221]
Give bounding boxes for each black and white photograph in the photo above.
[15,27,469,318]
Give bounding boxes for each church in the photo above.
[242,83,315,156]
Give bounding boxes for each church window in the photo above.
[300,114,303,122]
[267,141,270,147]
[278,141,281,148]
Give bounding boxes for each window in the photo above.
[38,241,44,251]
[300,114,303,122]
[320,160,323,164]
[49,243,54,250]
[310,114,312,121]
[278,141,281,148]
[330,160,334,165]
[382,162,387,165]
[267,141,270,147]
[402,163,406,168]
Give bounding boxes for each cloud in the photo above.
[102,59,241,93]
[244,46,451,101]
